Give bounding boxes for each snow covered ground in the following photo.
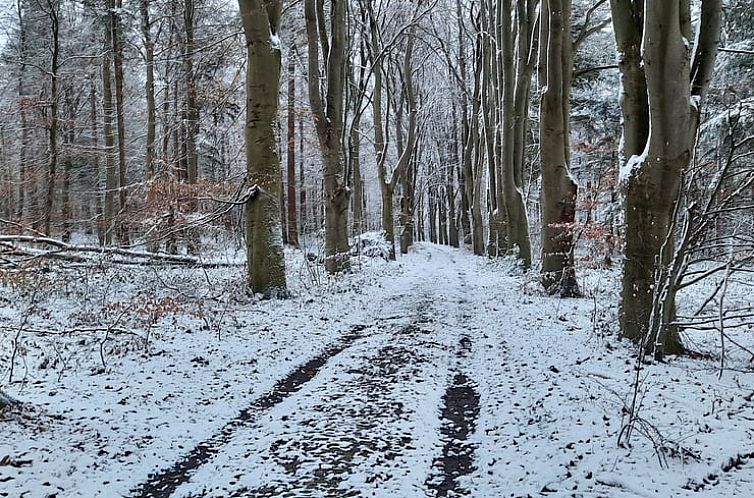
[2,242,754,497]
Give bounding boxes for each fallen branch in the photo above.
[0,391,20,411]
[0,235,242,268]
[0,324,142,338]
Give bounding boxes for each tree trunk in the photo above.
[102,3,117,246]
[299,115,307,232]
[89,70,103,244]
[43,0,60,236]
[140,0,157,180]
[429,188,437,243]
[183,0,200,254]
[239,0,287,296]
[286,56,299,246]
[61,90,74,242]
[468,29,486,256]
[305,0,350,273]
[503,0,535,267]
[16,0,28,222]
[111,0,129,244]
[539,0,580,297]
[446,128,459,247]
[613,0,721,356]
[455,0,472,245]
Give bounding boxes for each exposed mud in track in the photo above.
[130,325,369,498]
[427,335,481,497]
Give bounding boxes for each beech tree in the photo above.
[539,0,580,296]
[611,0,721,355]
[305,0,351,273]
[239,0,287,296]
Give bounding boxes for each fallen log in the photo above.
[0,235,242,268]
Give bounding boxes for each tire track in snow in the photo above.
[222,320,432,497]
[129,324,371,498]
[182,254,465,497]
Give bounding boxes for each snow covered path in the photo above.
[135,245,480,497]
[3,243,754,497]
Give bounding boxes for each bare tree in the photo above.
[539,0,580,296]
[611,0,721,355]
[305,0,351,273]
[238,0,287,296]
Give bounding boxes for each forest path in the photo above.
[134,244,485,498]
[7,243,754,497]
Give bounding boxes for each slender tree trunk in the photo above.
[299,115,307,232]
[467,28,485,255]
[483,0,504,256]
[43,0,60,236]
[141,0,157,180]
[448,105,460,247]
[16,0,28,221]
[239,0,287,296]
[503,0,534,267]
[286,56,299,246]
[438,188,448,245]
[61,90,74,242]
[429,188,437,243]
[183,0,200,254]
[366,2,396,259]
[111,0,129,244]
[102,4,117,246]
[89,74,103,244]
[456,0,472,244]
[279,121,288,245]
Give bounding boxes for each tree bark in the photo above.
[111,0,129,244]
[239,0,287,296]
[305,0,350,273]
[42,0,60,237]
[16,0,28,222]
[539,0,580,297]
[467,26,486,256]
[286,56,299,246]
[183,0,200,254]
[88,61,103,244]
[140,0,157,180]
[613,0,721,356]
[102,0,117,246]
[503,0,535,267]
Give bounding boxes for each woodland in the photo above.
[1,0,754,497]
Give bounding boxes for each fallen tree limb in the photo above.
[0,391,20,411]
[0,235,243,268]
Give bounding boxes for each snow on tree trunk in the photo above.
[613,0,721,356]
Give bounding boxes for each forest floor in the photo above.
[2,241,754,497]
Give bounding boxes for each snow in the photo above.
[269,33,281,51]
[619,151,647,185]
[690,95,702,112]
[2,243,754,497]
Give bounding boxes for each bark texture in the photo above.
[540,0,580,297]
[239,0,287,296]
[305,0,351,273]
[612,0,721,355]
